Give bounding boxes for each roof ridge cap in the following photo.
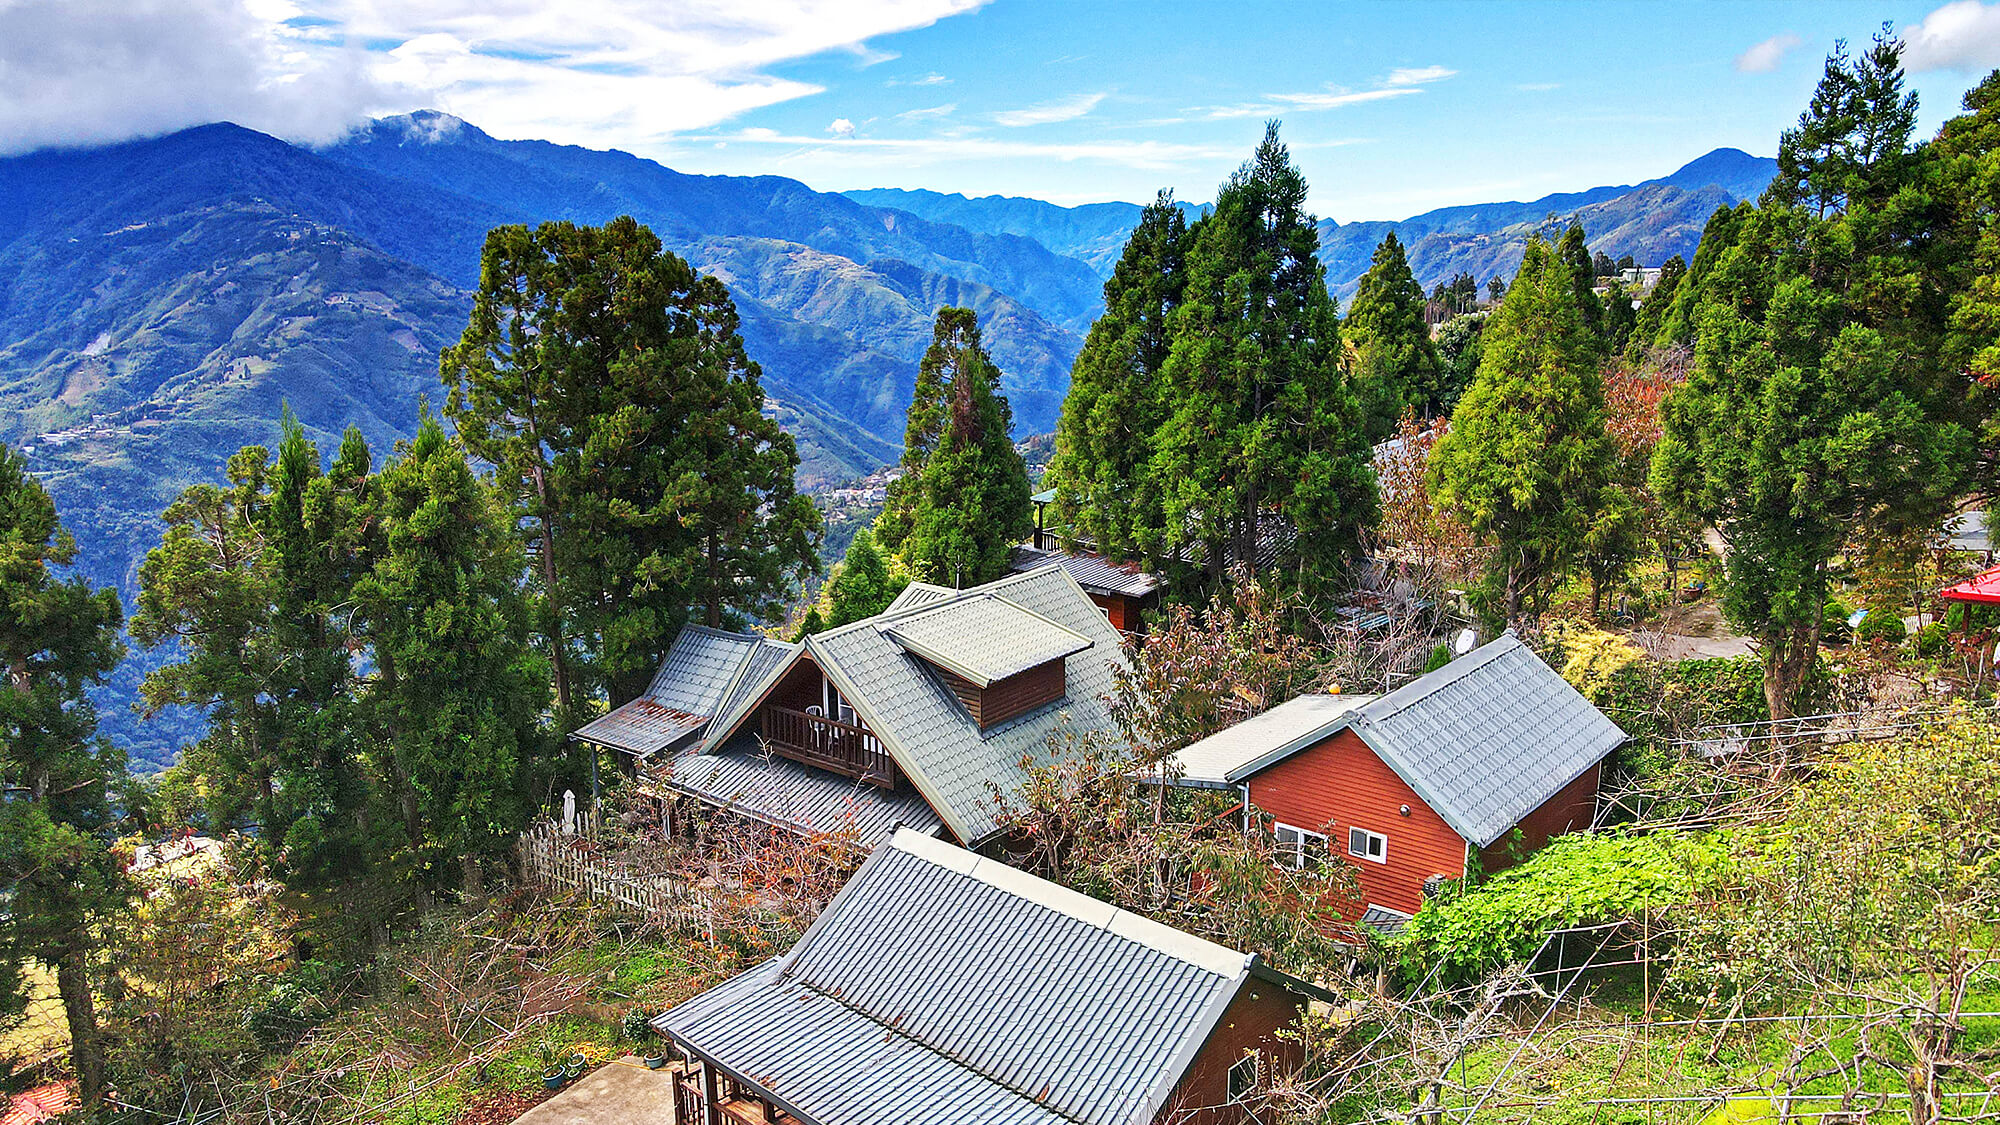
[1356,634,1524,726]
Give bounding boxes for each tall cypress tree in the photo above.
[1047,191,1187,563]
[1150,122,1376,596]
[443,217,819,710]
[888,308,1033,586]
[1346,230,1441,434]
[1556,223,1606,351]
[1656,205,1745,349]
[1628,254,1685,354]
[1431,236,1616,625]
[358,420,548,896]
[0,445,126,1103]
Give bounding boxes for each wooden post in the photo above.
[701,1060,723,1125]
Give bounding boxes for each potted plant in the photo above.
[536,1041,567,1091]
[564,1051,587,1082]
[624,1007,669,1068]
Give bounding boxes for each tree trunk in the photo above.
[1760,616,1821,725]
[56,944,105,1104]
[531,467,573,723]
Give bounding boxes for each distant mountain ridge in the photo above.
[844,147,1777,297]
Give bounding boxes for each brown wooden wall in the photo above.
[1476,760,1601,875]
[936,660,1066,729]
[1158,982,1308,1124]
[1246,728,1467,918]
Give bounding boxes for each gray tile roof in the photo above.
[1008,545,1160,598]
[884,581,955,612]
[665,733,943,845]
[1202,634,1624,849]
[881,593,1095,687]
[1359,904,1413,937]
[1340,634,1625,848]
[573,627,785,756]
[791,565,1129,845]
[658,829,1268,1125]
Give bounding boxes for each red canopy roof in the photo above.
[1940,563,2000,604]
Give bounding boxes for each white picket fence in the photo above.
[517,823,714,935]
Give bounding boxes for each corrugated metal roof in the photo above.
[664,733,944,845]
[1008,545,1159,598]
[884,581,955,612]
[1360,904,1413,936]
[1151,692,1378,788]
[658,830,1260,1125]
[1341,634,1625,848]
[573,627,790,756]
[881,594,1094,688]
[801,566,1129,845]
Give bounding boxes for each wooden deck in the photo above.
[759,705,896,788]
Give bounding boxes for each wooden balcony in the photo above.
[759,705,897,789]
[676,1072,800,1125]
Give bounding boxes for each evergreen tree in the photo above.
[1432,237,1616,625]
[0,445,126,1103]
[1653,33,1969,721]
[1556,223,1606,348]
[1628,254,1686,353]
[1590,249,1617,279]
[1433,312,1489,420]
[1656,205,1745,348]
[892,309,1033,585]
[1346,231,1442,433]
[443,217,819,710]
[1601,278,1637,354]
[1150,122,1377,597]
[1048,192,1187,562]
[357,420,549,896]
[822,529,908,627]
[1616,254,1637,272]
[1934,73,2000,496]
[1486,277,1507,304]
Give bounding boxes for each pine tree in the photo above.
[357,420,549,896]
[1346,231,1441,435]
[443,217,819,710]
[0,444,126,1103]
[1656,205,1745,349]
[823,529,908,627]
[1432,237,1616,625]
[1601,279,1637,354]
[893,309,1033,586]
[1654,33,1969,721]
[1150,122,1377,596]
[1628,255,1685,354]
[1047,191,1187,563]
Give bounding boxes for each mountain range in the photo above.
[0,113,1772,769]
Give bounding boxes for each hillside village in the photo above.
[6,14,2000,1125]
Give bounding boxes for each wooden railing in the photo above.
[675,1074,704,1124]
[760,705,896,789]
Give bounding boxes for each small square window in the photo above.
[1348,826,1388,864]
[1226,1053,1260,1102]
[1272,822,1326,870]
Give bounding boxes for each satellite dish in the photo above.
[1454,628,1478,655]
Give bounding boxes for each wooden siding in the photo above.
[1088,590,1154,635]
[1476,760,1601,875]
[937,660,1066,729]
[1245,728,1467,918]
[1160,982,1308,1124]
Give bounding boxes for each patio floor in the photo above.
[511,1057,681,1125]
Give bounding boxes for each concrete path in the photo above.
[512,1057,679,1125]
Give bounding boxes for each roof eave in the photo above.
[809,636,979,847]
[1221,715,1362,785]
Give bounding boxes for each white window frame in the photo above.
[1226,1052,1261,1103]
[1272,822,1327,871]
[1348,826,1388,864]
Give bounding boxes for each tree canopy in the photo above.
[1347,231,1443,436]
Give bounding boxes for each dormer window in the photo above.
[881,594,1092,731]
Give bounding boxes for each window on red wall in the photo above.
[1273,823,1327,870]
[1348,826,1387,863]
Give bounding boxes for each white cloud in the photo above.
[895,102,956,121]
[1735,32,1802,73]
[0,0,993,155]
[1900,1,2000,72]
[0,0,391,154]
[828,117,857,137]
[887,70,950,86]
[1516,82,1561,91]
[991,92,1106,127]
[1385,65,1455,86]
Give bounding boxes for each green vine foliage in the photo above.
[1396,830,1729,983]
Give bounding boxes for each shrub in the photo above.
[621,1007,654,1042]
[1915,621,1950,658]
[1821,596,1854,643]
[1395,830,1729,983]
[1854,608,1906,645]
[1422,643,1453,674]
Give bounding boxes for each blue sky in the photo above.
[4,0,1999,220]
